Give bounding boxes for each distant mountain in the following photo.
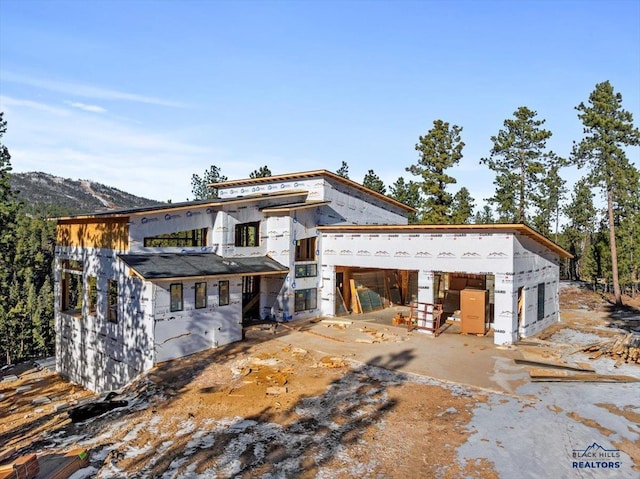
[10,172,165,216]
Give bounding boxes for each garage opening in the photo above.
[334,267,418,316]
[334,267,495,336]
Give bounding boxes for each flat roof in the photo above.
[118,253,289,281]
[317,223,573,259]
[54,190,309,221]
[211,169,416,213]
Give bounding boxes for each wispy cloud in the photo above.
[68,101,107,113]
[0,95,70,116]
[2,71,188,108]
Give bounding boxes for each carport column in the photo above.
[492,273,518,345]
[417,269,435,304]
[320,265,335,316]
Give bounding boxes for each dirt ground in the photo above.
[1,282,638,478]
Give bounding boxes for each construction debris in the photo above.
[67,392,128,423]
[578,332,640,365]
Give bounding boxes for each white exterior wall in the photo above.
[513,233,561,339]
[153,278,243,363]
[289,208,322,320]
[128,205,217,254]
[55,246,154,393]
[217,176,408,226]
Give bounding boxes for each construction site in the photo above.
[1,281,639,478]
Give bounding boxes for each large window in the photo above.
[144,228,207,248]
[108,279,118,323]
[195,282,207,309]
[235,222,260,247]
[295,237,316,261]
[219,280,230,306]
[537,283,545,321]
[294,288,317,312]
[61,259,83,316]
[170,283,183,312]
[295,263,317,278]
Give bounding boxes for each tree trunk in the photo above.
[607,188,623,305]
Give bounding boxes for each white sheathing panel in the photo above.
[218,205,267,258]
[218,176,408,225]
[321,179,407,225]
[153,278,243,363]
[128,205,217,254]
[264,215,292,319]
[288,209,322,319]
[321,231,520,344]
[513,233,561,339]
[55,245,155,393]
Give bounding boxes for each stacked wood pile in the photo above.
[580,333,640,366]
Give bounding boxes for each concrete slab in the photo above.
[274,306,523,394]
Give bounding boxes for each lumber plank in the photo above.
[514,358,595,372]
[529,368,639,382]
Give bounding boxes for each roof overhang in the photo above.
[118,253,289,281]
[317,223,573,259]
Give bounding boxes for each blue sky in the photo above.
[1,0,638,207]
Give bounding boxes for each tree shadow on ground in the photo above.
[71,348,416,478]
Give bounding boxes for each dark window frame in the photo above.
[88,275,98,314]
[144,228,208,248]
[170,283,184,312]
[235,222,260,247]
[537,282,545,321]
[295,263,318,278]
[295,237,317,261]
[294,288,317,312]
[108,279,118,323]
[219,280,230,306]
[195,282,207,309]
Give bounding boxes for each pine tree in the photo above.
[0,112,20,365]
[362,169,386,194]
[481,107,555,223]
[191,165,227,199]
[450,187,475,224]
[389,177,420,224]
[572,81,640,305]
[336,161,349,179]
[562,178,597,281]
[531,154,567,238]
[250,165,272,178]
[474,205,495,224]
[407,120,464,223]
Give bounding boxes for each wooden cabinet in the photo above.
[460,289,489,334]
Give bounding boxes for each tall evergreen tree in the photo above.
[407,120,464,223]
[362,169,386,194]
[191,165,227,199]
[531,154,567,238]
[336,161,349,179]
[389,177,420,224]
[250,165,272,178]
[481,107,555,223]
[571,81,640,305]
[561,178,597,281]
[474,205,495,224]
[450,187,475,224]
[0,112,20,364]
